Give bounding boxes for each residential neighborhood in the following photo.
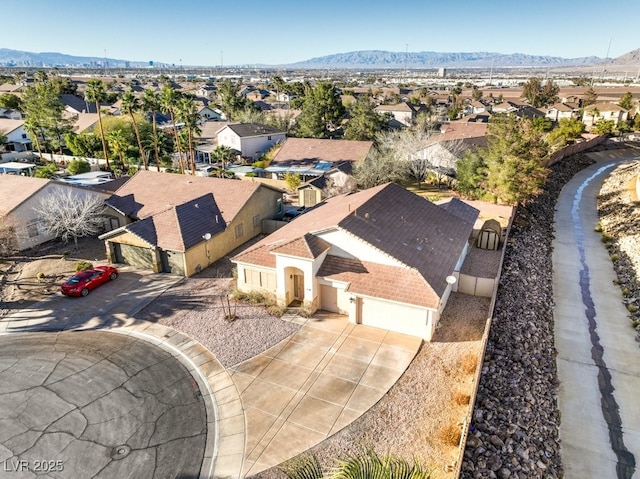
[0,59,639,479]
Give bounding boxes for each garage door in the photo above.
[360,296,428,337]
[117,243,153,269]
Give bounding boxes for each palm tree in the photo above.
[85,79,111,170]
[211,145,235,176]
[23,116,45,159]
[106,129,129,173]
[279,449,434,479]
[142,89,162,171]
[160,84,185,174]
[121,90,148,170]
[176,96,201,175]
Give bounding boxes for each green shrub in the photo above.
[610,253,619,262]
[67,159,91,175]
[627,304,639,313]
[594,222,603,233]
[74,261,93,272]
[601,233,613,243]
[36,272,45,280]
[622,287,630,297]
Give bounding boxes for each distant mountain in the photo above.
[0,48,151,68]
[0,47,621,70]
[287,50,606,69]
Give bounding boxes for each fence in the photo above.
[547,135,606,166]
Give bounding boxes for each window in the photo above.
[243,268,276,289]
[235,223,244,239]
[26,218,42,238]
[253,214,260,229]
[267,136,272,141]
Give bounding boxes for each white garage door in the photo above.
[360,296,428,338]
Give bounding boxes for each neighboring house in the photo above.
[0,108,23,120]
[545,103,579,122]
[265,137,373,182]
[491,101,519,114]
[0,119,32,152]
[60,94,99,114]
[69,112,100,134]
[374,102,422,127]
[195,85,217,101]
[582,103,629,131]
[100,170,284,277]
[0,175,110,251]
[198,105,225,122]
[464,100,490,115]
[217,123,286,160]
[233,183,479,340]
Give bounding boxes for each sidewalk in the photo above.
[553,154,640,478]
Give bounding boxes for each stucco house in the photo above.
[374,102,422,127]
[233,183,479,340]
[217,123,286,160]
[0,175,110,251]
[545,102,579,122]
[100,170,284,277]
[265,137,373,183]
[582,103,629,131]
[0,119,32,152]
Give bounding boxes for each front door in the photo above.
[293,274,304,301]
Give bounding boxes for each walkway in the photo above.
[553,150,640,479]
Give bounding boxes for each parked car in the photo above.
[61,266,118,297]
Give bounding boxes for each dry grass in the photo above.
[452,390,471,406]
[459,353,478,375]
[439,423,462,447]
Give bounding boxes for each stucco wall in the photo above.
[317,229,405,267]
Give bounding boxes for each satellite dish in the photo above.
[446,275,457,285]
[202,233,212,241]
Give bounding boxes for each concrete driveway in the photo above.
[0,266,182,333]
[0,331,207,479]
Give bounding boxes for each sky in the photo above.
[4,0,640,67]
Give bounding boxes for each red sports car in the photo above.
[61,266,118,297]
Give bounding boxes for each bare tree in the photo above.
[35,188,106,249]
[418,138,468,186]
[321,175,358,198]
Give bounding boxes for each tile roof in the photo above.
[317,255,438,308]
[0,175,49,216]
[107,170,263,223]
[106,170,274,251]
[225,123,285,138]
[270,233,330,259]
[337,183,477,298]
[270,138,373,168]
[439,197,482,225]
[234,182,478,303]
[0,118,24,135]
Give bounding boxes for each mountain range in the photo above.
[1,47,639,69]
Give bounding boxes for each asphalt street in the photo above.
[0,331,207,479]
[1,267,182,332]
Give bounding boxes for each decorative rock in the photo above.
[460,152,604,479]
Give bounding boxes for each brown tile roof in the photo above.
[235,182,478,303]
[0,176,49,216]
[107,170,263,223]
[318,255,438,308]
[0,118,24,135]
[436,121,488,141]
[271,233,330,259]
[270,138,373,168]
[337,183,478,298]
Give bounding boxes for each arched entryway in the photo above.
[284,266,305,306]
